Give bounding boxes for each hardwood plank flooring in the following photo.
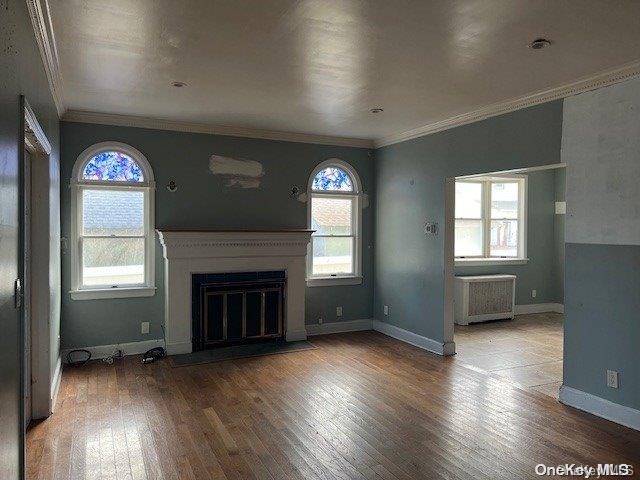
[455,313,564,398]
[27,331,640,479]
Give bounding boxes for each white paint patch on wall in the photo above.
[209,155,264,188]
[562,76,640,245]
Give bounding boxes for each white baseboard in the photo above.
[62,338,165,362]
[50,356,62,414]
[306,319,373,336]
[559,385,640,431]
[286,329,308,342]
[372,320,456,356]
[515,303,564,315]
[166,341,192,355]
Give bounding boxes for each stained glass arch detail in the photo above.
[74,142,153,186]
[82,151,144,182]
[309,160,360,193]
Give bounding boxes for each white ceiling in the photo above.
[51,0,640,144]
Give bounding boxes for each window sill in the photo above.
[455,258,529,267]
[70,286,156,300]
[306,276,363,287]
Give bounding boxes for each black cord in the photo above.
[66,349,91,367]
[142,346,165,363]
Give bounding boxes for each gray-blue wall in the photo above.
[60,122,374,349]
[1,1,60,477]
[455,168,564,306]
[374,101,563,342]
[561,77,640,411]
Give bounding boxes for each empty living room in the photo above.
[2,1,640,478]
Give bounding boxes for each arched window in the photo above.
[70,142,155,300]
[307,159,362,286]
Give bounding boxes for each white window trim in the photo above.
[70,142,156,300]
[454,175,528,267]
[306,158,363,287]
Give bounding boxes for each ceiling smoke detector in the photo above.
[370,107,384,114]
[171,81,187,88]
[529,38,552,50]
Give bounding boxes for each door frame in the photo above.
[20,98,52,438]
[443,162,567,356]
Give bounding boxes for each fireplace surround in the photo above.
[157,229,313,354]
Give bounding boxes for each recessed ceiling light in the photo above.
[370,107,384,114]
[529,38,552,50]
[171,81,187,88]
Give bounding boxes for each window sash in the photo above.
[455,178,524,259]
[309,193,359,279]
[77,184,151,289]
[310,235,356,277]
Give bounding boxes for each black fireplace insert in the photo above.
[191,271,286,350]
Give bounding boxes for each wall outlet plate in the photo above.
[141,322,150,334]
[607,370,619,389]
[383,305,389,316]
[336,306,343,317]
[532,289,537,298]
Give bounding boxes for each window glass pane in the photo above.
[82,189,144,236]
[311,167,353,191]
[312,237,353,275]
[82,237,144,286]
[491,182,519,219]
[490,219,518,257]
[455,182,482,218]
[311,197,352,235]
[82,151,144,182]
[455,219,483,257]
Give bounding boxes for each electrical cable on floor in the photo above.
[141,323,167,364]
[66,349,91,367]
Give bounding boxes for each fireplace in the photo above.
[157,229,313,355]
[192,271,286,350]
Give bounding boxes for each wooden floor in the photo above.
[27,331,640,480]
[455,313,563,398]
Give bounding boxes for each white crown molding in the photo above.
[62,110,375,149]
[375,60,640,148]
[26,0,65,116]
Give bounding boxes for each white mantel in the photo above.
[157,229,313,354]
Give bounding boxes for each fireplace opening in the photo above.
[192,271,286,350]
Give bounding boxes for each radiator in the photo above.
[454,275,516,325]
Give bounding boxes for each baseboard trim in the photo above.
[372,320,455,356]
[62,339,165,362]
[306,319,373,336]
[515,303,564,315]
[50,356,62,414]
[166,341,192,355]
[286,329,308,342]
[559,385,640,431]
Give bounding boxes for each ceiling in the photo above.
[50,0,640,145]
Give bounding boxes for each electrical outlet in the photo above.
[336,306,343,317]
[607,370,619,389]
[532,289,537,298]
[383,305,389,316]
[141,322,150,334]
[318,317,323,325]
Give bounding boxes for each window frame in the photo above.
[70,142,156,300]
[306,159,362,287]
[454,175,528,266]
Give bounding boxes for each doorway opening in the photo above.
[445,163,566,398]
[20,98,55,441]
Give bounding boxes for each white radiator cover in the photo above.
[454,275,516,325]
